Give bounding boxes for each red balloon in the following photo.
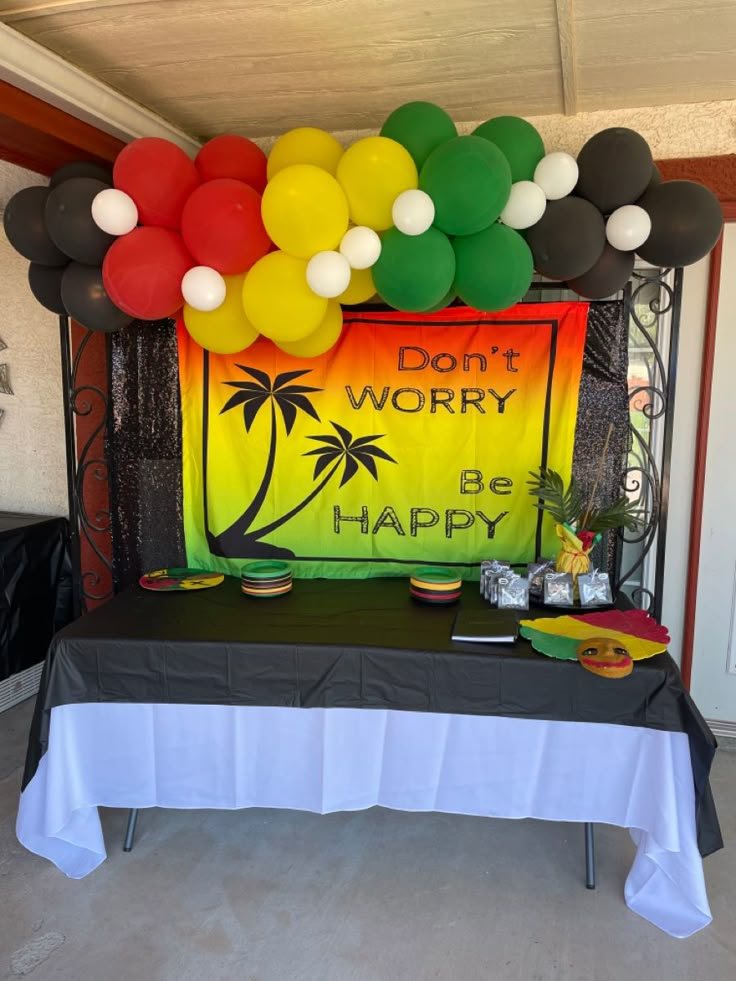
[102,226,193,320]
[113,137,200,229]
[195,135,268,193]
[181,178,271,274]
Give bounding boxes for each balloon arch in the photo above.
[3,102,723,358]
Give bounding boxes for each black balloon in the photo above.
[526,197,606,280]
[45,177,116,265]
[28,262,68,314]
[61,262,132,333]
[637,180,723,267]
[3,186,68,265]
[567,243,635,299]
[646,165,663,191]
[576,128,653,214]
[50,161,113,187]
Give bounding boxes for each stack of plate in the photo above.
[241,561,293,598]
[409,566,462,604]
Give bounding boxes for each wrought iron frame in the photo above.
[59,273,682,618]
[523,272,681,615]
[58,315,114,617]
[617,267,683,618]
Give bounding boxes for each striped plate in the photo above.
[409,587,462,604]
[241,582,293,598]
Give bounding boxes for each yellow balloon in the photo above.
[277,301,343,358]
[242,251,327,342]
[261,164,350,259]
[267,127,344,179]
[337,136,418,230]
[338,266,376,305]
[183,274,259,354]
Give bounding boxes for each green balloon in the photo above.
[380,101,458,170]
[373,227,455,313]
[419,136,511,236]
[421,288,457,313]
[453,223,534,312]
[473,116,545,183]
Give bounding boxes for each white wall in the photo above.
[690,224,736,721]
[661,256,711,666]
[0,160,68,517]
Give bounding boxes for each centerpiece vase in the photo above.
[554,523,595,584]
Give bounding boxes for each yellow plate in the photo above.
[410,577,462,591]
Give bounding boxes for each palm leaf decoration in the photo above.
[527,469,583,526]
[304,421,397,487]
[584,498,641,533]
[527,468,640,533]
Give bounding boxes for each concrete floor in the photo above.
[1,698,735,981]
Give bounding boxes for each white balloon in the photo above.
[181,266,227,312]
[533,152,579,201]
[606,205,652,252]
[91,188,138,236]
[391,189,435,236]
[307,251,352,298]
[500,181,547,230]
[339,226,382,269]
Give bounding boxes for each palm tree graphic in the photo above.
[304,423,397,487]
[209,365,396,558]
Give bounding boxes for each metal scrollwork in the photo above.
[615,268,682,617]
[59,318,114,615]
[524,270,682,616]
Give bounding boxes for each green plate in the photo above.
[241,561,292,580]
[412,565,461,584]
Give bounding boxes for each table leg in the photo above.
[123,809,139,852]
[584,822,595,889]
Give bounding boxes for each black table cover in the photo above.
[0,513,72,682]
[24,576,722,856]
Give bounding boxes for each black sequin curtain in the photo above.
[109,319,185,588]
[571,301,629,577]
[108,303,629,590]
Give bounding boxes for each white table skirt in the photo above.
[16,703,712,938]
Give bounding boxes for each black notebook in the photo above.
[451,610,519,644]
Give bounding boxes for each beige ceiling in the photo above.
[1,0,735,141]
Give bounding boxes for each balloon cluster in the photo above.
[518,126,723,298]
[2,160,134,332]
[3,104,724,357]
[2,136,272,344]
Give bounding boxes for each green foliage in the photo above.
[527,468,640,532]
[585,497,641,533]
[526,469,583,527]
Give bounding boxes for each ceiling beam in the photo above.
[658,154,736,201]
[555,0,579,116]
[0,78,125,174]
[0,22,200,155]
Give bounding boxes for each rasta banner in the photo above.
[178,303,588,579]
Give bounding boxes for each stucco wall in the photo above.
[0,160,68,517]
[258,98,736,159]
